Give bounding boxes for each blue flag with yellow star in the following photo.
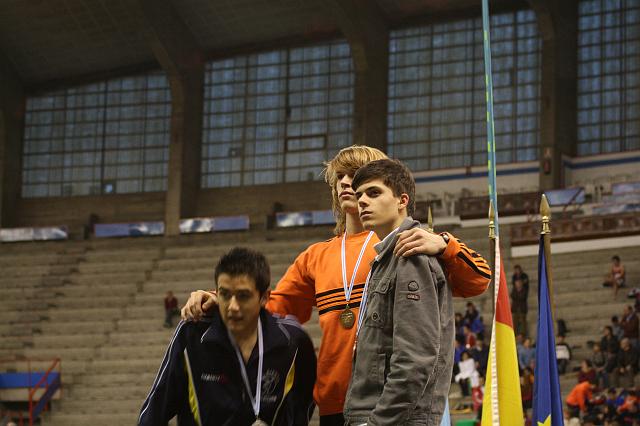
[532,238,564,426]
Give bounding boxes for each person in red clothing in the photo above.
[566,380,597,419]
[181,145,491,425]
[163,290,179,327]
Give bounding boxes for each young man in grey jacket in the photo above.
[344,159,454,426]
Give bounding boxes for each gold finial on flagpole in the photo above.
[540,193,555,325]
[541,194,551,235]
[427,206,434,233]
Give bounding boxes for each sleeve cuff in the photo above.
[438,232,458,261]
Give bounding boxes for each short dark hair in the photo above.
[214,247,271,295]
[612,255,620,262]
[351,159,415,216]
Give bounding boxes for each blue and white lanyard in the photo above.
[228,317,264,420]
[341,231,375,305]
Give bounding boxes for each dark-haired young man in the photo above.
[139,248,316,426]
[344,159,454,425]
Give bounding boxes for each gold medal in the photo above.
[252,419,269,426]
[340,307,355,329]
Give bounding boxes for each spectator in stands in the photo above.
[612,337,639,388]
[179,145,491,425]
[603,255,626,298]
[518,337,536,371]
[565,380,597,419]
[621,305,639,349]
[611,315,624,341]
[455,351,479,397]
[589,342,609,388]
[454,312,465,343]
[578,359,597,384]
[520,366,534,411]
[601,325,620,357]
[512,264,530,292]
[555,334,572,375]
[163,291,179,328]
[462,324,477,350]
[470,337,489,378]
[139,248,316,425]
[511,278,528,337]
[464,302,480,326]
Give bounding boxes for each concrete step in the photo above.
[97,344,166,360]
[69,271,145,285]
[50,282,138,297]
[109,330,173,346]
[74,371,157,386]
[46,307,125,322]
[45,412,139,426]
[32,333,108,349]
[162,240,314,259]
[67,383,150,400]
[76,260,154,275]
[50,294,133,309]
[82,247,162,263]
[38,320,116,335]
[88,358,159,375]
[24,347,96,361]
[54,398,143,415]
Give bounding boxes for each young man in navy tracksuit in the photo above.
[139,247,316,426]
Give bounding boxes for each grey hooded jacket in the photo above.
[344,217,454,426]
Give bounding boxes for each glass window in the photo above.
[201,40,354,188]
[22,71,171,197]
[387,10,542,170]
[577,0,640,155]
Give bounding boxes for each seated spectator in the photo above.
[589,342,609,388]
[603,255,625,298]
[611,316,624,341]
[164,291,179,328]
[512,264,530,291]
[615,389,640,425]
[520,366,534,411]
[566,380,597,419]
[463,324,477,350]
[469,337,489,378]
[600,326,620,368]
[612,337,639,388]
[621,305,639,349]
[455,312,465,343]
[469,314,485,339]
[556,334,572,375]
[518,337,536,371]
[602,387,621,425]
[511,278,528,337]
[454,351,479,397]
[463,302,480,328]
[577,359,596,384]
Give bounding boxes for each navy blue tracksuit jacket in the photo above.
[139,309,316,426]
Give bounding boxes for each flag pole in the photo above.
[489,200,496,313]
[540,194,555,324]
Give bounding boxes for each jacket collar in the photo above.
[200,308,290,354]
[373,216,420,262]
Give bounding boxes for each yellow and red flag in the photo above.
[481,237,523,425]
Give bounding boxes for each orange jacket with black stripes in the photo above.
[266,230,490,416]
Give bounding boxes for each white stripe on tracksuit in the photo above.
[138,321,187,423]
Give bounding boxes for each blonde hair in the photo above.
[323,145,388,235]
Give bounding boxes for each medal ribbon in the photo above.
[228,317,264,421]
[356,269,373,337]
[341,231,374,304]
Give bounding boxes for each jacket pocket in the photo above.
[366,277,392,329]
